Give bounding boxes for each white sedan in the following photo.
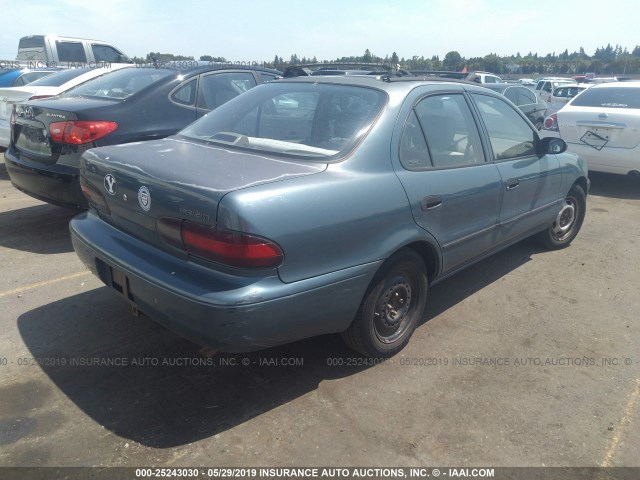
[541,81,640,176]
[0,64,133,148]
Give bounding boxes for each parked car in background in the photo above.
[17,35,133,65]
[283,63,411,78]
[541,81,640,175]
[544,84,591,116]
[0,64,133,148]
[5,63,281,208]
[71,76,587,358]
[534,77,576,99]
[517,78,536,86]
[466,71,504,83]
[482,83,547,129]
[411,70,503,84]
[0,66,60,87]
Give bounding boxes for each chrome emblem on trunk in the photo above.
[138,186,151,211]
[104,174,117,195]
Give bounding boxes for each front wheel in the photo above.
[537,184,586,249]
[341,248,428,357]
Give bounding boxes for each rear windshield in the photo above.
[62,68,174,100]
[178,82,387,160]
[27,68,91,87]
[18,36,45,49]
[571,87,640,109]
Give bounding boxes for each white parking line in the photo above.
[0,271,91,298]
[600,377,640,467]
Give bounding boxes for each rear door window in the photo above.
[517,87,537,105]
[56,41,87,62]
[411,94,484,168]
[196,72,257,110]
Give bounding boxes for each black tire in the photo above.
[538,184,586,250]
[341,248,428,358]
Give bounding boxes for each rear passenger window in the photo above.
[197,72,257,110]
[56,41,87,62]
[472,94,536,160]
[400,110,431,170]
[412,94,484,169]
[258,73,278,82]
[171,79,197,106]
[504,87,518,104]
[517,87,536,105]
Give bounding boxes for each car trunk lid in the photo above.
[80,137,326,251]
[558,107,640,150]
[11,97,119,164]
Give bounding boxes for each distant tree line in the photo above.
[132,44,640,74]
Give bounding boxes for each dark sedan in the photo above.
[4,63,281,208]
[71,76,588,357]
[482,83,547,130]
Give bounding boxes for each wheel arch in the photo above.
[399,240,441,283]
[572,176,589,196]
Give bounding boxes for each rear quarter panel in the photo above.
[217,166,421,283]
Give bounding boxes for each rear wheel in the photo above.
[341,249,428,357]
[538,184,586,249]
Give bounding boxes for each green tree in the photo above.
[442,50,463,71]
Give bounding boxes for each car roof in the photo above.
[481,83,524,93]
[588,80,640,89]
[275,75,493,97]
[138,61,281,76]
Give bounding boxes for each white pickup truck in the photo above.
[17,35,133,66]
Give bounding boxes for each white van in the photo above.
[17,35,133,66]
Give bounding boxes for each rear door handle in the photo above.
[506,178,520,190]
[421,195,442,210]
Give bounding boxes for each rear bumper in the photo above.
[565,143,640,175]
[4,149,87,208]
[70,212,378,352]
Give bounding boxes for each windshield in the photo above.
[178,82,387,160]
[62,68,173,100]
[571,87,640,109]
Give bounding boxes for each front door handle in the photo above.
[421,195,442,210]
[506,178,520,190]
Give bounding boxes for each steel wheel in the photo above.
[342,248,428,357]
[538,184,586,250]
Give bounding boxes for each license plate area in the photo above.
[580,130,608,151]
[111,267,141,316]
[16,126,52,156]
[111,267,133,301]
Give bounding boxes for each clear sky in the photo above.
[0,0,638,62]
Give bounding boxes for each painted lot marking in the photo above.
[600,377,640,467]
[0,271,91,298]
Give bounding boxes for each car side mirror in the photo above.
[538,136,567,155]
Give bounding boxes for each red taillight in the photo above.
[157,218,283,269]
[543,114,558,131]
[49,121,118,145]
[28,95,53,100]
